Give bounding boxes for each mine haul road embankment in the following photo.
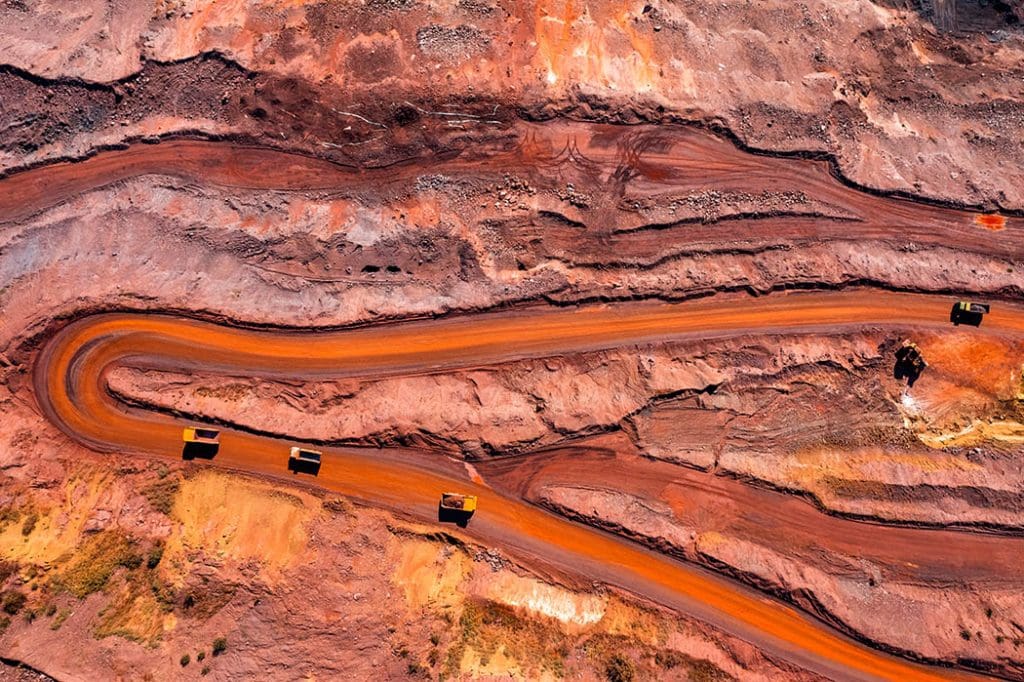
[0,128,1021,262]
[32,289,1022,681]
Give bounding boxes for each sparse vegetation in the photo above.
[20,512,38,536]
[444,598,568,678]
[94,575,170,645]
[197,651,206,661]
[201,666,210,675]
[604,653,635,682]
[961,629,972,641]
[212,636,228,656]
[146,544,164,570]
[0,507,20,532]
[57,531,144,597]
[141,478,180,515]
[1,590,26,615]
[50,608,70,630]
[0,560,18,583]
[180,654,191,667]
[654,650,730,681]
[44,603,57,617]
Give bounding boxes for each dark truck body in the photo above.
[288,447,322,475]
[951,301,991,326]
[438,492,478,527]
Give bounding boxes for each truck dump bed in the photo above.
[440,492,478,513]
[289,447,322,464]
[182,426,220,444]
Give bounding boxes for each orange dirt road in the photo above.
[34,290,1020,681]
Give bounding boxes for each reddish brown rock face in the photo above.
[1,1,1023,680]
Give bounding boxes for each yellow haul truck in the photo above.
[439,492,478,527]
[440,492,477,513]
[182,427,221,445]
[181,426,221,459]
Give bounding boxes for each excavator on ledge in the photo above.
[895,340,927,384]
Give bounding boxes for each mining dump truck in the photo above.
[951,301,990,326]
[288,447,322,475]
[181,426,220,460]
[182,427,220,444]
[440,492,477,513]
[289,447,322,465]
[439,492,477,527]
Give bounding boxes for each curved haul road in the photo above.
[35,290,1020,681]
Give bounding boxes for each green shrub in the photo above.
[605,654,634,682]
[50,609,70,630]
[1,590,26,615]
[147,545,164,570]
[180,654,191,667]
[21,513,38,537]
[212,637,228,656]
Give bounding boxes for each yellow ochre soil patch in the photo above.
[391,537,472,610]
[0,470,117,566]
[166,470,315,581]
[786,447,982,487]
